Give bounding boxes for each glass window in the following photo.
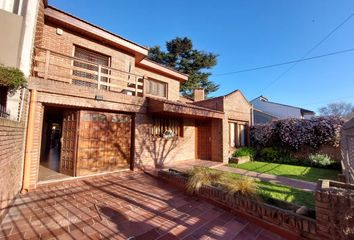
[239,124,246,146]
[152,117,183,137]
[229,122,236,147]
[229,122,248,147]
[146,79,167,98]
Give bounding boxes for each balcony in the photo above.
[32,47,144,97]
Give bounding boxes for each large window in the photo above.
[73,46,110,90]
[146,79,167,98]
[229,122,248,147]
[152,117,183,137]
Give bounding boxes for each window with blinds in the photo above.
[146,79,167,98]
[152,117,183,137]
[73,46,110,90]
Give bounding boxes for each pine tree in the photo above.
[148,37,219,98]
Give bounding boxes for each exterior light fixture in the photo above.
[95,95,103,101]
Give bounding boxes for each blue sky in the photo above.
[50,0,354,112]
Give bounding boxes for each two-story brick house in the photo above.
[20,1,253,191]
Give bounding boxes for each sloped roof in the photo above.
[251,95,315,115]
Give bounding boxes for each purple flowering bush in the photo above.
[250,116,344,151]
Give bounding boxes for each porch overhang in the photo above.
[148,98,224,119]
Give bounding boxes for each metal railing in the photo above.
[0,104,10,119]
[33,47,144,96]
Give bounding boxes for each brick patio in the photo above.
[0,171,284,240]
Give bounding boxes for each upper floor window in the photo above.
[146,79,167,98]
[73,46,110,90]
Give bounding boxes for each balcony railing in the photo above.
[0,105,10,119]
[33,47,144,96]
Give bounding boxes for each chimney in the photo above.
[194,88,205,101]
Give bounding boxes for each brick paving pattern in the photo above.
[0,172,284,240]
[213,165,317,192]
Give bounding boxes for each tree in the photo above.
[318,102,354,119]
[148,37,219,97]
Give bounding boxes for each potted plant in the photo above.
[229,147,256,164]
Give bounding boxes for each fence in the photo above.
[341,118,354,183]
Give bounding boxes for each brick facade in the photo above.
[223,90,252,158]
[38,19,181,102]
[21,4,252,189]
[135,115,196,168]
[0,90,29,221]
[194,90,253,162]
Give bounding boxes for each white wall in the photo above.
[0,0,40,121]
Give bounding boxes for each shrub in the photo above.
[186,167,222,194]
[232,147,256,159]
[250,117,344,151]
[250,123,277,147]
[186,167,260,199]
[309,154,333,167]
[259,147,282,162]
[0,65,26,93]
[223,176,258,198]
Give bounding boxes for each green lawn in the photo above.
[228,161,339,182]
[223,172,315,208]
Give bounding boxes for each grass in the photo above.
[228,161,339,182]
[223,172,315,208]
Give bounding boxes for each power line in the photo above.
[301,94,354,107]
[255,12,354,96]
[213,47,354,76]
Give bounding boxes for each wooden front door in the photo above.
[76,111,131,176]
[60,111,79,176]
[196,120,212,160]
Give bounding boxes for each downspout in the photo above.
[21,89,37,193]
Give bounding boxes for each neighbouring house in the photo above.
[0,0,253,202]
[0,0,40,219]
[251,95,315,124]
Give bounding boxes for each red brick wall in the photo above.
[194,91,252,162]
[315,180,354,240]
[135,114,196,168]
[193,97,224,112]
[0,90,29,221]
[33,0,45,48]
[223,91,252,160]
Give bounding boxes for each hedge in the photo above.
[250,117,344,151]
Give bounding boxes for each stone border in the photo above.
[158,169,318,240]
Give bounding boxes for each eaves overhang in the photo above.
[148,98,224,119]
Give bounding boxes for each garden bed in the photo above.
[158,168,317,239]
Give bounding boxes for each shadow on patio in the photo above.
[0,172,283,240]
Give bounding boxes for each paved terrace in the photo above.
[0,171,284,240]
